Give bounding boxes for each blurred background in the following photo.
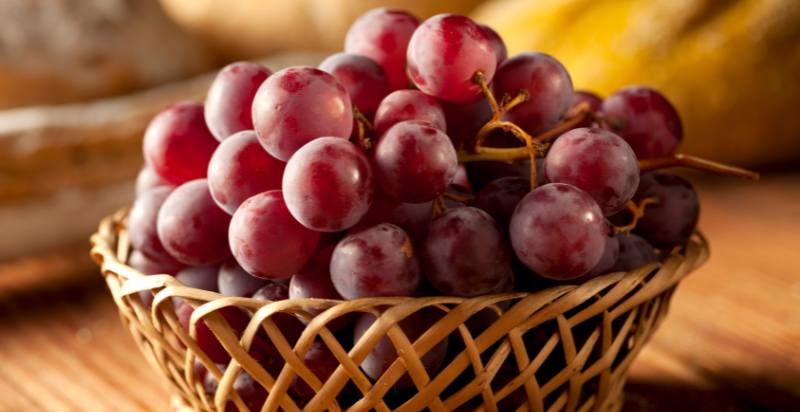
[0,0,797,411]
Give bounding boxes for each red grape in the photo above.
[421,207,513,297]
[353,310,448,387]
[157,179,231,266]
[176,265,220,292]
[252,282,304,345]
[344,8,420,91]
[128,186,177,264]
[143,102,219,185]
[128,249,183,276]
[544,127,640,215]
[633,172,699,248]
[571,90,603,128]
[407,14,497,103]
[330,223,421,299]
[601,86,683,159]
[229,190,320,279]
[252,67,353,161]
[609,234,657,272]
[290,340,339,401]
[474,176,529,228]
[218,259,268,297]
[373,120,458,203]
[135,166,171,196]
[492,52,573,134]
[288,244,353,331]
[441,98,492,150]
[480,24,507,67]
[176,302,249,364]
[451,164,472,192]
[205,61,272,141]
[586,235,621,277]
[319,53,390,118]
[207,130,285,215]
[282,137,374,232]
[373,90,446,137]
[354,190,432,241]
[509,183,606,280]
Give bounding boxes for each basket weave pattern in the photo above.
[91,210,708,412]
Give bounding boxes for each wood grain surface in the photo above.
[0,174,798,412]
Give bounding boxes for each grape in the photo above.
[373,90,447,137]
[207,130,285,215]
[330,223,421,299]
[157,179,231,266]
[205,61,272,141]
[571,90,603,128]
[544,127,640,215]
[282,137,374,232]
[353,309,448,387]
[421,207,513,297]
[128,186,177,264]
[474,176,529,228]
[509,183,606,280]
[609,234,657,272]
[373,120,458,203]
[135,166,171,196]
[229,190,320,279]
[290,340,339,401]
[176,301,249,364]
[480,24,507,66]
[633,172,700,248]
[128,249,183,276]
[353,190,432,241]
[202,364,266,412]
[218,259,268,297]
[492,52,573,134]
[176,265,220,292]
[441,98,492,150]
[289,244,353,331]
[451,165,472,192]
[252,66,353,161]
[143,102,219,185]
[252,282,304,345]
[319,53,390,118]
[601,86,683,159]
[344,8,420,91]
[407,14,497,103]
[464,131,538,191]
[586,235,621,277]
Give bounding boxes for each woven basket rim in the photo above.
[90,208,709,308]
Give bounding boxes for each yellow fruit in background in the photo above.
[473,0,800,165]
[159,0,484,59]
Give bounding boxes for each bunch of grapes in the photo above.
[128,7,756,405]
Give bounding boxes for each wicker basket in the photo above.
[90,209,708,412]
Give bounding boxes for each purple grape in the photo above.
[509,183,606,280]
[353,190,432,241]
[205,61,272,141]
[282,137,374,232]
[319,53,390,118]
[586,236,621,277]
[290,340,339,401]
[207,130,285,215]
[422,207,514,297]
[492,52,573,134]
[176,265,220,292]
[480,24,507,67]
[330,223,421,299]
[128,186,178,264]
[601,86,683,159]
[218,260,268,297]
[157,179,231,266]
[373,120,458,203]
[633,172,700,248]
[374,90,447,137]
[571,90,603,128]
[289,244,353,331]
[128,249,183,276]
[610,234,657,272]
[544,127,640,215]
[474,176,530,228]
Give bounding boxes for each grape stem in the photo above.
[458,72,594,190]
[352,106,374,151]
[613,198,658,235]
[442,191,474,205]
[432,196,447,217]
[639,154,759,180]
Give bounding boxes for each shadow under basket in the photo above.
[90,209,708,412]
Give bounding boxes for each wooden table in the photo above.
[1,174,798,412]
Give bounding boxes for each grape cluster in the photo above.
[127,7,740,401]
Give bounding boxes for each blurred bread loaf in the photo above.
[0,0,216,109]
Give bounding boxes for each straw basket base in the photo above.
[92,209,707,412]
